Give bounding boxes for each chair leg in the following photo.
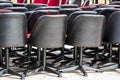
[118,44,120,68]
[0,48,3,66]
[25,48,61,77]
[0,48,24,80]
[98,43,118,71]
[59,47,87,76]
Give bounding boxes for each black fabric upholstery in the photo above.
[66,14,105,47]
[25,4,47,11]
[0,1,13,3]
[60,4,79,8]
[94,8,115,14]
[25,11,34,19]
[35,6,60,10]
[67,11,97,36]
[109,1,120,5]
[59,8,81,16]
[99,5,120,8]
[103,11,120,43]
[0,12,27,47]
[28,10,59,33]
[99,8,120,20]
[0,3,13,9]
[13,3,26,7]
[29,15,67,48]
[5,7,28,12]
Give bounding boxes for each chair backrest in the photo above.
[28,10,59,33]
[0,12,27,47]
[0,3,13,9]
[29,15,67,48]
[72,0,81,6]
[103,11,120,43]
[99,8,120,20]
[25,4,47,11]
[0,1,13,3]
[35,6,60,10]
[5,7,28,12]
[48,0,61,6]
[66,14,105,47]
[13,3,26,7]
[33,0,48,4]
[59,8,81,16]
[60,4,79,8]
[109,1,120,5]
[67,11,97,36]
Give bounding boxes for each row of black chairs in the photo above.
[0,0,120,80]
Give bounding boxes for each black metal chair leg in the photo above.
[0,48,24,80]
[25,48,62,77]
[79,65,87,76]
[0,69,7,76]
[118,44,120,68]
[8,69,24,79]
[25,66,43,76]
[46,67,62,77]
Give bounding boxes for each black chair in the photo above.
[109,1,120,5]
[0,3,13,9]
[59,8,82,16]
[59,14,105,76]
[67,11,97,43]
[48,8,82,61]
[28,10,59,34]
[60,4,79,8]
[25,14,67,77]
[0,9,13,68]
[94,8,115,14]
[13,3,26,7]
[52,11,98,65]
[99,5,120,8]
[25,11,34,19]
[0,1,13,3]
[0,12,27,80]
[12,10,59,68]
[98,11,120,71]
[35,6,60,10]
[5,7,28,12]
[90,8,120,66]
[25,4,47,11]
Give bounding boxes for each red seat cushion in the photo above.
[48,0,61,6]
[17,0,24,3]
[33,0,48,4]
[61,0,67,4]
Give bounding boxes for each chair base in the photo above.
[52,56,72,65]
[99,64,118,71]
[58,65,87,76]
[0,68,24,80]
[25,66,62,77]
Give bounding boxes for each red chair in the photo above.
[61,0,67,4]
[33,0,48,4]
[17,0,24,3]
[48,0,61,6]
